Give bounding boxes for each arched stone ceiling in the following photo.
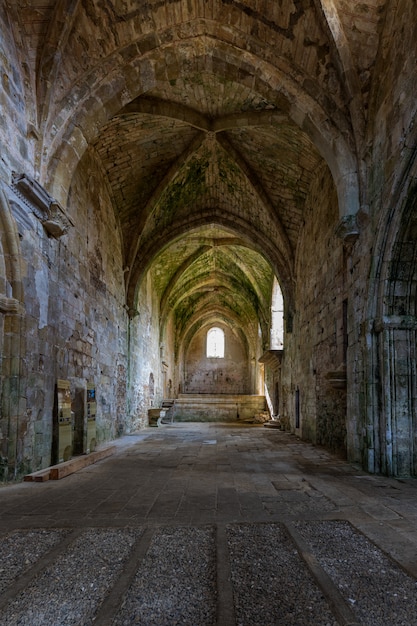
[150,225,274,355]
[91,103,317,307]
[8,0,389,156]
[8,0,390,327]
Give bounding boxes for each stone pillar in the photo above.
[372,316,417,476]
[0,301,26,479]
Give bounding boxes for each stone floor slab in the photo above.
[0,423,417,625]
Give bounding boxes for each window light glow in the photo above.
[206,327,225,358]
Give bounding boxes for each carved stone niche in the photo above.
[12,173,74,238]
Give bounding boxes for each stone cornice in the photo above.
[11,173,74,238]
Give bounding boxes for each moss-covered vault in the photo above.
[140,225,276,394]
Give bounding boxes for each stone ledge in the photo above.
[24,446,116,482]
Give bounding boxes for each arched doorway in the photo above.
[0,187,24,479]
[367,189,417,476]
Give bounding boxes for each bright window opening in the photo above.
[271,277,284,348]
[206,327,225,358]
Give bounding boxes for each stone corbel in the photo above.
[12,173,74,238]
[126,307,139,319]
[0,295,21,314]
[335,214,360,247]
[43,201,73,238]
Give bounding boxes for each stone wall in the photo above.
[346,1,417,471]
[67,151,128,442]
[0,149,128,478]
[162,313,177,399]
[281,164,347,454]
[184,324,250,394]
[368,0,417,207]
[0,5,35,183]
[128,271,163,430]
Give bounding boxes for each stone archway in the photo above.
[376,197,417,476]
[365,176,417,477]
[0,186,25,479]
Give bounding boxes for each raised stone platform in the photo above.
[172,394,266,422]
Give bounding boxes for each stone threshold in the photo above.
[23,446,116,482]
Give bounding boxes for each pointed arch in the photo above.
[363,132,417,477]
[270,277,284,349]
[0,185,25,480]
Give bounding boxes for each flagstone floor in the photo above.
[0,423,416,625]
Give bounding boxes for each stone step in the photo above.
[264,414,284,429]
[173,394,266,421]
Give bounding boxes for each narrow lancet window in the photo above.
[206,327,225,358]
[271,277,284,348]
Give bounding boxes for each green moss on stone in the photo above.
[158,156,210,221]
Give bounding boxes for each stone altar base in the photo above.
[172,394,266,422]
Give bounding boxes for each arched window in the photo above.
[206,327,225,358]
[271,277,284,348]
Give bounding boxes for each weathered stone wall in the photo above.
[162,313,177,398]
[367,0,417,209]
[345,1,417,471]
[184,325,250,394]
[0,4,38,477]
[128,271,163,429]
[282,164,347,454]
[0,149,128,477]
[0,5,35,183]
[66,151,128,442]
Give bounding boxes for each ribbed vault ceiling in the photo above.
[7,0,390,344]
[151,225,274,352]
[92,90,323,314]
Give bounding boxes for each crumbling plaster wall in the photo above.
[281,164,347,454]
